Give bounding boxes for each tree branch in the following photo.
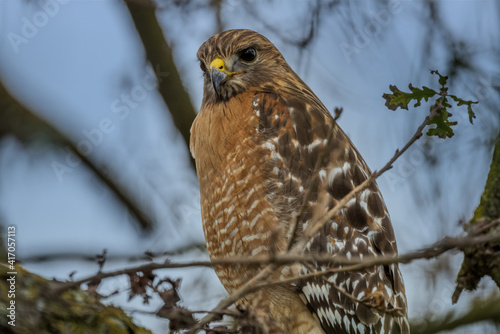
[0,79,153,230]
[255,228,500,289]
[186,263,278,333]
[410,294,500,333]
[453,133,500,302]
[20,242,206,264]
[124,0,197,169]
[53,229,500,296]
[297,113,431,250]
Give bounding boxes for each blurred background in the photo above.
[1,0,499,332]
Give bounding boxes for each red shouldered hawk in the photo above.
[190,29,409,333]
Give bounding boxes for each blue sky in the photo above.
[1,0,499,332]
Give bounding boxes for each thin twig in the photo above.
[52,231,500,294]
[186,263,279,333]
[21,242,207,264]
[253,232,500,290]
[296,114,431,250]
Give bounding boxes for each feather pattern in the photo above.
[252,91,409,333]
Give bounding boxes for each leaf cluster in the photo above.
[382,70,478,138]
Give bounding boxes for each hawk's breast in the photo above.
[191,92,287,292]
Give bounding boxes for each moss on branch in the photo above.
[453,135,500,303]
[0,266,152,334]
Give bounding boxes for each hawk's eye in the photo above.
[239,48,257,62]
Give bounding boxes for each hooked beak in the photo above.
[209,58,243,95]
[210,66,227,95]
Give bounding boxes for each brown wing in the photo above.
[253,91,410,334]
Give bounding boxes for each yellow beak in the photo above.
[209,58,244,95]
[210,58,228,95]
[210,58,227,73]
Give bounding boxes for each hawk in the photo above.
[190,29,409,333]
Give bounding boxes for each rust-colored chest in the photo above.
[190,92,283,291]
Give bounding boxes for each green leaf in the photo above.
[383,69,479,139]
[467,104,476,124]
[382,84,437,111]
[427,104,458,139]
[431,69,449,87]
[411,85,439,108]
[449,94,478,124]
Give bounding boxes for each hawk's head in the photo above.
[197,29,293,102]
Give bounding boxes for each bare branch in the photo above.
[410,294,500,334]
[21,242,207,264]
[123,0,197,169]
[52,228,500,294]
[186,263,279,333]
[256,228,500,289]
[293,112,431,252]
[0,78,153,230]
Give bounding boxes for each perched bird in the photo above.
[190,29,409,333]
